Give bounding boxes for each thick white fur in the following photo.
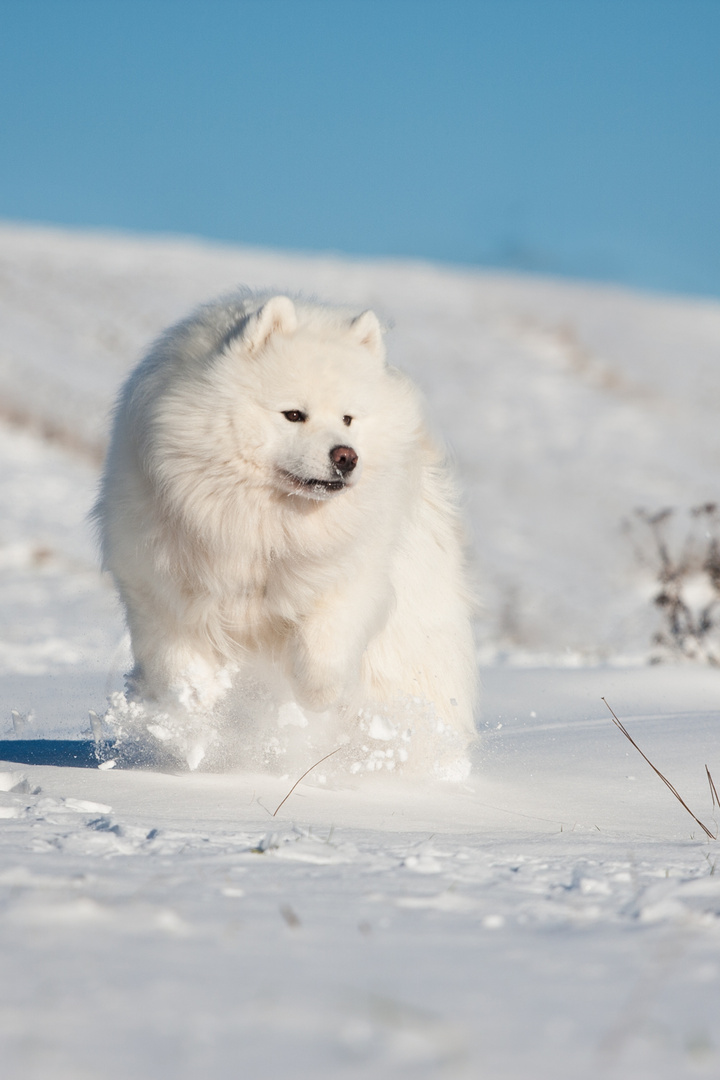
[95,293,476,755]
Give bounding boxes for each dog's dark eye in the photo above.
[342,415,352,427]
[283,410,307,423]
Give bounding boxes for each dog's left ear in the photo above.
[245,296,298,353]
[349,310,385,360]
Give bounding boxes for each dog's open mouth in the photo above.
[280,471,346,496]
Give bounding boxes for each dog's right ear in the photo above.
[245,296,298,352]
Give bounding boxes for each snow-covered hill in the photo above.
[3,223,720,1079]
[3,221,720,660]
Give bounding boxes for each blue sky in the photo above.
[1,0,719,297]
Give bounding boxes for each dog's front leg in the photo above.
[289,577,393,711]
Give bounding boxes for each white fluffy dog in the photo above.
[95,293,476,772]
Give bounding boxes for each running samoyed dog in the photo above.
[95,293,476,775]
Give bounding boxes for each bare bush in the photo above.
[628,503,720,664]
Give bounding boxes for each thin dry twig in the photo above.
[272,747,343,817]
[602,697,716,840]
[707,765,720,811]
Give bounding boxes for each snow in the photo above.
[2,222,720,1077]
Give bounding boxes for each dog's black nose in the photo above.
[330,445,358,474]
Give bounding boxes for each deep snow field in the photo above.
[2,222,720,1078]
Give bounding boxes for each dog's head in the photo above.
[227,296,389,501]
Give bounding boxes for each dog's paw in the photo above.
[288,643,356,712]
[292,671,343,712]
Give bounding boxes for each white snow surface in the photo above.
[2,222,720,1078]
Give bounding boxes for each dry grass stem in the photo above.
[272,746,343,817]
[706,765,720,811]
[602,697,716,840]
